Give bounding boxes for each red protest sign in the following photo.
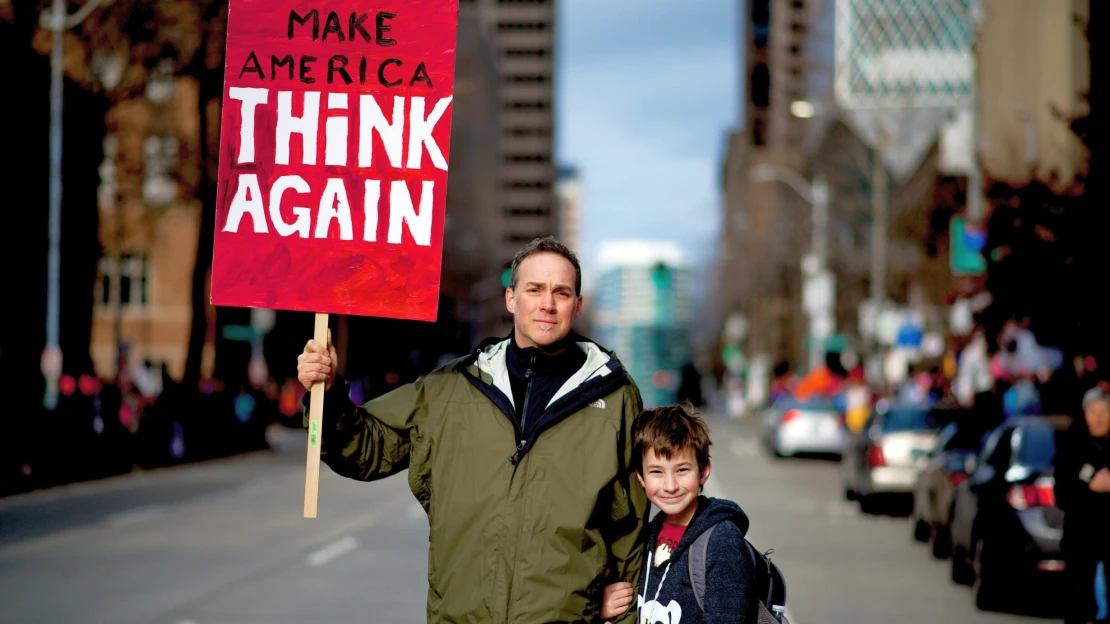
[211,0,459,322]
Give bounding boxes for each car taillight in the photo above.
[1007,477,1056,510]
[782,409,800,424]
[948,471,968,486]
[868,445,885,468]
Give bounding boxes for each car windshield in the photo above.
[946,419,988,450]
[1014,421,1061,469]
[881,408,947,432]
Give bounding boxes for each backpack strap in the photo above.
[686,523,716,611]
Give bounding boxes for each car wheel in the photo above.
[843,485,857,501]
[859,494,880,515]
[912,515,931,543]
[931,523,953,559]
[973,537,1006,611]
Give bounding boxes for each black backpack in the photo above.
[687,522,789,624]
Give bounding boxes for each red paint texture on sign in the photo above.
[211,0,459,321]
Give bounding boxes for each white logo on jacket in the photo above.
[590,398,606,409]
[637,595,682,624]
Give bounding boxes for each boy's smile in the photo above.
[636,447,712,525]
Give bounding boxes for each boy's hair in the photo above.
[632,402,712,475]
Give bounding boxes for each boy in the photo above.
[602,403,758,623]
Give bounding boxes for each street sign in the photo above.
[950,216,986,275]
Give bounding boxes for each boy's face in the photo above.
[636,447,711,524]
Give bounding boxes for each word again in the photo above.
[222,174,437,247]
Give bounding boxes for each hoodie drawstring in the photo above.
[636,550,671,624]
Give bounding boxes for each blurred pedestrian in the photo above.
[1055,387,1110,624]
[296,236,648,623]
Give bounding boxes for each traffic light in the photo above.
[651,262,671,289]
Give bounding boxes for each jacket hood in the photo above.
[654,496,750,558]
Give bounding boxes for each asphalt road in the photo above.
[0,416,1057,624]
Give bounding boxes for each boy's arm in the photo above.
[605,385,650,624]
[703,521,756,623]
[303,374,431,481]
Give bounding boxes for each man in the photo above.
[296,237,648,623]
[1056,387,1110,624]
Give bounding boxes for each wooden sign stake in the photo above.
[304,312,328,518]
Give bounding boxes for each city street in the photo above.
[0,416,1056,624]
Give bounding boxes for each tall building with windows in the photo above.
[555,166,582,255]
[462,0,558,333]
[716,0,824,368]
[590,241,694,408]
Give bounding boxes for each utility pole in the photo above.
[964,0,986,225]
[41,0,67,411]
[40,0,115,410]
[869,135,888,313]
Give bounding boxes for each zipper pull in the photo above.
[509,440,526,464]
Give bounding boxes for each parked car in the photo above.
[910,415,986,557]
[843,400,958,514]
[762,396,846,459]
[949,415,1069,612]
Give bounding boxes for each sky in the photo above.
[556,0,740,286]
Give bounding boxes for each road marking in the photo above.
[105,505,165,526]
[306,535,358,567]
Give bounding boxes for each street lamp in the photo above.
[40,0,115,410]
[750,164,834,374]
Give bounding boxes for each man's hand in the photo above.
[601,581,634,621]
[1090,468,1110,493]
[297,329,338,392]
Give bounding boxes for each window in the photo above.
[143,135,178,208]
[503,180,551,191]
[503,47,548,58]
[504,126,553,138]
[497,21,550,32]
[505,232,546,244]
[750,63,770,108]
[505,100,550,111]
[752,117,767,146]
[506,206,551,216]
[1014,421,1062,469]
[96,253,150,311]
[504,74,550,84]
[751,0,770,47]
[505,153,550,164]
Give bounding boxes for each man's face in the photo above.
[1086,398,1110,437]
[635,447,711,525]
[505,252,582,349]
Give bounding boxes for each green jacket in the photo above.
[309,336,648,623]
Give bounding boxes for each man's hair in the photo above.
[632,402,712,475]
[509,236,582,296]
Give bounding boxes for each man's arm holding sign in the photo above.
[297,331,419,481]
